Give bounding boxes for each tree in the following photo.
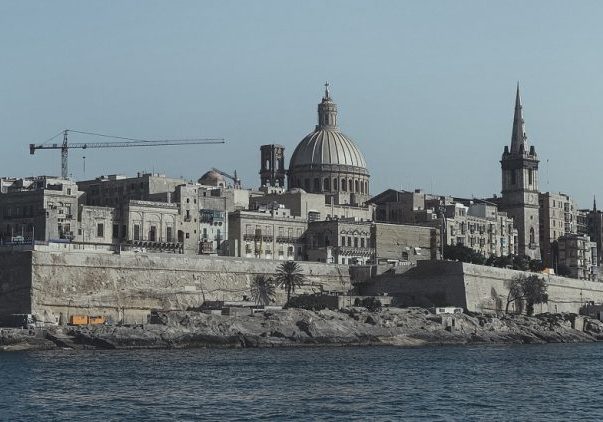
[556,263,571,277]
[250,275,276,306]
[505,274,549,316]
[512,254,531,271]
[529,259,545,272]
[274,261,306,306]
[443,243,486,265]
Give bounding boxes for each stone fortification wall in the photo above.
[1,250,350,324]
[360,260,468,309]
[360,260,603,314]
[461,263,603,314]
[0,250,32,316]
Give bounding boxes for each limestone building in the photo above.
[369,189,516,259]
[305,219,374,265]
[499,85,541,260]
[557,234,597,280]
[0,176,80,243]
[538,192,578,267]
[578,199,603,267]
[250,189,374,222]
[371,222,437,265]
[288,84,370,206]
[228,205,307,261]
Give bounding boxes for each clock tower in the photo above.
[500,84,541,260]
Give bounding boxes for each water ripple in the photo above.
[1,343,603,421]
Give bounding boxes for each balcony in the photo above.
[335,246,375,256]
[243,234,273,242]
[276,236,300,243]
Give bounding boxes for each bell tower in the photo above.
[500,84,541,260]
[260,144,286,187]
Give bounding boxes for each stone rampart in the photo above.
[0,250,350,324]
[360,260,603,314]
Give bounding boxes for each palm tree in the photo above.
[250,274,276,306]
[274,261,306,306]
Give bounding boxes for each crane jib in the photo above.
[29,130,225,178]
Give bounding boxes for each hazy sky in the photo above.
[2,1,603,207]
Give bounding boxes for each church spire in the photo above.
[511,83,528,154]
[317,82,338,129]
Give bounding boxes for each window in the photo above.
[149,226,157,242]
[341,236,345,245]
[333,179,338,191]
[347,236,352,247]
[112,224,119,238]
[324,178,330,191]
[360,238,365,248]
[341,179,347,191]
[354,237,358,247]
[186,232,190,239]
[167,227,173,242]
[97,223,104,238]
[528,169,533,185]
[133,224,140,241]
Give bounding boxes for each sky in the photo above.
[1,1,603,207]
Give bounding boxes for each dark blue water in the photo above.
[1,343,602,421]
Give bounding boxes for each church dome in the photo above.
[287,84,370,199]
[289,130,367,170]
[198,170,225,187]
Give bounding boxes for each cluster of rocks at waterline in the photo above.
[5,307,600,351]
[0,328,57,351]
[4,308,603,351]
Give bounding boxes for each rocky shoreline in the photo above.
[3,307,603,352]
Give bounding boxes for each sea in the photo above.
[1,343,602,421]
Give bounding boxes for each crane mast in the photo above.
[30,129,225,179]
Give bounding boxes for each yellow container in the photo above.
[69,315,89,325]
[88,316,106,325]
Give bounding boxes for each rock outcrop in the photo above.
[62,308,603,349]
[3,308,603,351]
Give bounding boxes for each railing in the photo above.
[276,236,301,243]
[243,234,273,242]
[335,246,375,256]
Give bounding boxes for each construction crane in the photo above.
[30,129,225,179]
[212,167,241,189]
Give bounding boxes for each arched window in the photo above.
[365,181,368,194]
[355,180,359,193]
[324,178,330,191]
[349,179,354,192]
[341,179,347,192]
[529,227,535,244]
[333,178,338,191]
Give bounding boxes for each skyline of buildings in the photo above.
[1,84,602,280]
